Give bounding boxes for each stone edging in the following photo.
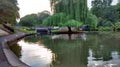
[0,33,34,67]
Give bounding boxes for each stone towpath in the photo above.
[0,32,29,67]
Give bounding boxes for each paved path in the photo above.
[0,32,29,67]
[0,29,9,36]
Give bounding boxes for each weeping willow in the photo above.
[50,0,88,23]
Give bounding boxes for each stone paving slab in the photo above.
[0,32,30,67]
[0,62,12,67]
[0,29,9,36]
[0,42,12,67]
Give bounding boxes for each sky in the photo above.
[87,0,118,9]
[18,0,118,18]
[18,0,51,18]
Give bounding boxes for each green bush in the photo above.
[86,13,98,30]
[98,27,113,31]
[114,22,120,29]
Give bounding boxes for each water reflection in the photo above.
[88,49,120,67]
[18,40,53,67]
[80,33,86,41]
[9,43,21,58]
[11,32,120,67]
[40,34,89,67]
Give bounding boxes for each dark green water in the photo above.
[10,32,120,67]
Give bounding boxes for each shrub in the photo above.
[98,27,113,31]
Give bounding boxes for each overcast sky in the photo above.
[18,0,118,18]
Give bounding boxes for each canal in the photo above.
[10,32,120,67]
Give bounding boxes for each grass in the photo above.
[19,27,36,33]
[51,30,67,33]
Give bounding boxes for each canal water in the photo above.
[10,32,120,67]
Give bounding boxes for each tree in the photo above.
[101,5,119,23]
[37,11,50,25]
[91,0,119,27]
[0,0,19,25]
[91,0,112,18]
[19,11,50,27]
[114,22,120,31]
[50,0,88,23]
[43,13,68,26]
[86,13,98,30]
[19,14,38,27]
[43,0,88,32]
[116,3,120,21]
[43,13,83,32]
[91,0,103,18]
[64,20,83,32]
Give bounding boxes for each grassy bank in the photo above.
[19,27,36,33]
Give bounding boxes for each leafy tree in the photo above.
[43,13,83,32]
[91,0,112,18]
[64,20,83,32]
[114,22,120,31]
[37,11,50,25]
[0,0,19,25]
[19,14,38,27]
[64,20,83,27]
[43,13,68,26]
[43,0,88,32]
[50,0,88,23]
[86,13,98,30]
[91,0,119,27]
[19,11,50,27]
[103,6,119,23]
[116,3,120,21]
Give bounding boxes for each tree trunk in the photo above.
[2,23,14,33]
[68,26,72,32]
[68,34,72,40]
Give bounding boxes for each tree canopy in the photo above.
[116,3,120,21]
[86,13,98,29]
[43,13,83,27]
[43,13,83,32]
[0,0,19,25]
[91,0,119,27]
[37,11,50,24]
[19,14,38,27]
[50,0,88,23]
[91,0,112,18]
[19,11,50,27]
